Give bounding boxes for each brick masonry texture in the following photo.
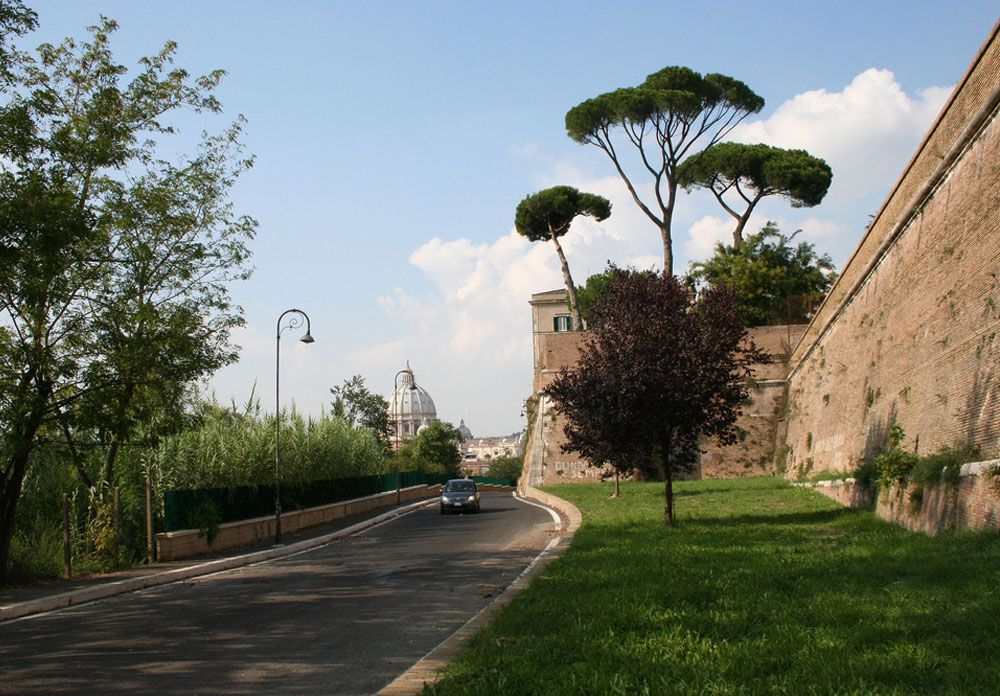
[799,460,1000,535]
[524,326,800,487]
[784,22,1000,479]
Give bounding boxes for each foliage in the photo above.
[426,478,1000,696]
[4,397,390,585]
[909,442,979,489]
[330,374,392,452]
[0,1,35,83]
[396,422,463,476]
[0,14,254,579]
[565,66,763,274]
[155,402,388,492]
[684,222,837,327]
[574,268,653,325]
[514,185,611,330]
[676,142,832,246]
[547,266,767,523]
[487,455,524,483]
[872,424,919,490]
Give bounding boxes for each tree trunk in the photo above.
[550,234,584,331]
[664,470,674,526]
[732,213,751,249]
[0,414,46,580]
[659,222,674,277]
[662,430,675,525]
[0,453,30,581]
[659,180,679,276]
[0,366,53,579]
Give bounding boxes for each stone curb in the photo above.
[376,487,582,695]
[0,498,436,624]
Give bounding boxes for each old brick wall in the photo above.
[699,325,806,478]
[523,325,797,486]
[799,460,1000,534]
[784,23,1000,479]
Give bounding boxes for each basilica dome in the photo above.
[390,362,438,440]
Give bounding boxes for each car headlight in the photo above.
[467,495,476,502]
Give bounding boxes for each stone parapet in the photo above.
[796,459,1000,534]
[155,485,440,561]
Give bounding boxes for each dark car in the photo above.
[440,478,480,514]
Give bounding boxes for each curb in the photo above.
[376,487,582,695]
[0,498,436,624]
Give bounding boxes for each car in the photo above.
[440,478,480,514]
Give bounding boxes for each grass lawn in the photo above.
[424,478,1000,695]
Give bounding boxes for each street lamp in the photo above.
[392,367,419,504]
[275,308,314,544]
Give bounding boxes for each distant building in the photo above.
[388,362,438,448]
[459,432,525,463]
[457,418,473,441]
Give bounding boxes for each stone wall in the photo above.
[798,460,1000,534]
[784,22,1000,479]
[522,325,797,486]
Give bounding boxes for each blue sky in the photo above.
[21,2,1000,436]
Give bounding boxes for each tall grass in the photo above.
[154,406,387,491]
[426,478,1000,695]
[6,402,388,585]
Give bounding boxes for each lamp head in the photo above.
[300,332,315,344]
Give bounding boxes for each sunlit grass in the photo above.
[425,478,1000,695]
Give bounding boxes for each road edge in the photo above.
[376,486,582,696]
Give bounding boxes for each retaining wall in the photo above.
[784,22,1000,479]
[799,459,1000,534]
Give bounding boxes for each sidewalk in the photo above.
[0,497,437,624]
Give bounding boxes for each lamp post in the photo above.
[275,308,314,544]
[392,367,419,504]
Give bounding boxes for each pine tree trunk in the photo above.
[550,234,584,330]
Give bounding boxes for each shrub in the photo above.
[873,424,919,490]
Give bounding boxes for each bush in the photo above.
[873,424,918,490]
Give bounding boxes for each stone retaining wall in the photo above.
[797,459,1000,534]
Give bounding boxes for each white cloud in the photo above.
[731,69,952,212]
[275,67,948,434]
[682,215,734,267]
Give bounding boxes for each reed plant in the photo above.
[154,405,387,492]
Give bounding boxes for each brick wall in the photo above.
[800,460,1000,534]
[523,325,798,486]
[784,23,1000,480]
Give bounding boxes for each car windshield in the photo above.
[445,481,475,492]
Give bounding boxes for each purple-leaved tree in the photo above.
[548,267,768,524]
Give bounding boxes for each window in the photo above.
[553,315,573,332]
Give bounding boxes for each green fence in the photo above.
[163,472,515,532]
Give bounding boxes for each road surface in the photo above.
[0,492,558,695]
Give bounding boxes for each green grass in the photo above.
[424,478,1000,695]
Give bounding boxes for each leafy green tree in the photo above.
[514,185,611,330]
[676,142,832,247]
[330,375,391,451]
[548,266,767,524]
[398,422,463,476]
[685,222,837,327]
[0,1,35,82]
[566,66,764,274]
[0,17,254,579]
[487,455,523,483]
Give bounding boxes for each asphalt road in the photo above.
[0,492,558,696]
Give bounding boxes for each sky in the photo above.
[19,1,1000,437]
